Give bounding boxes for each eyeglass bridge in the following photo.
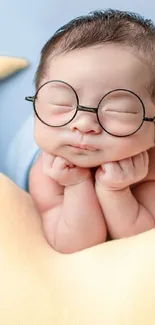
[77,104,97,113]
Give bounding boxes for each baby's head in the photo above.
[29,9,155,167]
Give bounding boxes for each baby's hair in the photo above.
[35,9,155,99]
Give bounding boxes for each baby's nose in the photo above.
[70,111,102,134]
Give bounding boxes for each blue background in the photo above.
[1,0,155,170]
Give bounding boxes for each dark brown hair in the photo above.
[35,9,155,98]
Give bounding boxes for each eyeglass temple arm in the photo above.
[144,117,155,123]
[25,96,35,102]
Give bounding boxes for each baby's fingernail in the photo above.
[101,165,105,172]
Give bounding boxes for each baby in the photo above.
[25,9,155,253]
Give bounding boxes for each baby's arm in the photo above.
[29,153,64,213]
[95,151,155,239]
[29,153,106,253]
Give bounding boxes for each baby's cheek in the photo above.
[34,121,58,153]
[109,134,151,161]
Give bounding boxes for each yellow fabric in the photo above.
[0,172,155,325]
[0,56,28,79]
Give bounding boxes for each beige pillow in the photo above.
[0,56,28,79]
[0,172,155,325]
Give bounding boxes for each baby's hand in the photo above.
[95,151,149,190]
[42,152,91,186]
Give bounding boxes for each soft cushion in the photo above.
[0,173,155,325]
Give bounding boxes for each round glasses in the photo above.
[25,80,155,137]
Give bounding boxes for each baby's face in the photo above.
[34,44,155,167]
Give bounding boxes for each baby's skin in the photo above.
[29,44,155,253]
[30,152,106,253]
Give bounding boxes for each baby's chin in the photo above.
[63,152,105,168]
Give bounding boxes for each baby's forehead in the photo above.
[46,46,150,101]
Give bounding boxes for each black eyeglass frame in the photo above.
[25,80,155,138]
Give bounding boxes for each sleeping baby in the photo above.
[5,9,155,253]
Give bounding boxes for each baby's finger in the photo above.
[102,161,122,175]
[42,152,56,175]
[142,151,149,168]
[97,162,122,184]
[132,152,144,168]
[119,157,134,173]
[132,151,149,171]
[132,151,149,180]
[52,156,70,172]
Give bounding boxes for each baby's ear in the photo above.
[0,56,29,80]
